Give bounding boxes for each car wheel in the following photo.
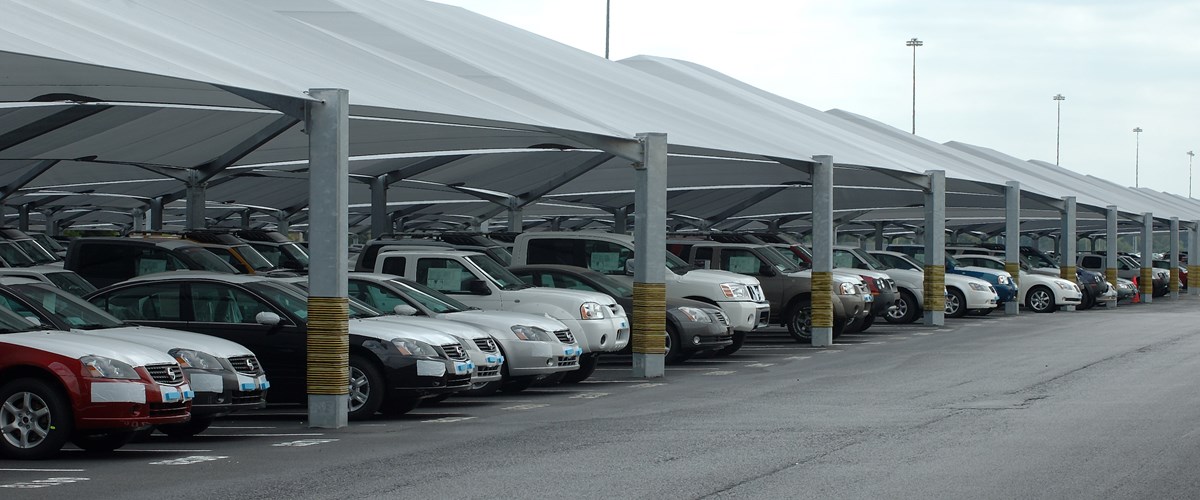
[664,324,691,364]
[347,355,384,420]
[0,378,73,459]
[71,431,134,452]
[1026,285,1057,313]
[1078,289,1095,310]
[854,313,876,333]
[786,298,813,343]
[156,417,213,438]
[945,288,967,318]
[714,331,745,356]
[886,290,919,324]
[380,396,420,416]
[560,353,598,383]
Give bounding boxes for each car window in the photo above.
[0,292,39,321]
[190,282,274,324]
[134,247,189,276]
[91,283,184,321]
[416,258,474,294]
[45,272,96,297]
[721,249,767,276]
[1081,256,1102,268]
[208,247,248,273]
[349,280,419,314]
[388,279,469,313]
[11,284,122,329]
[379,255,407,276]
[833,250,857,269]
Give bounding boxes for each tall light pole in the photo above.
[906,37,923,134]
[1053,94,1065,165]
[1133,127,1143,188]
[604,0,611,60]
[1189,150,1195,198]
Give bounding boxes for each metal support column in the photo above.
[1190,222,1200,296]
[1004,181,1020,315]
[923,170,946,326]
[150,197,164,231]
[17,204,29,232]
[305,88,350,428]
[874,222,885,251]
[185,170,206,230]
[370,176,389,239]
[1141,213,1154,303]
[1170,217,1180,299]
[1106,206,1119,306]
[131,208,145,232]
[1060,197,1077,311]
[811,155,835,346]
[611,207,627,234]
[631,133,667,377]
[507,203,523,233]
[276,214,290,235]
[240,210,252,230]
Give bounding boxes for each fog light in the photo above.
[600,335,607,346]
[547,358,555,366]
[692,335,702,345]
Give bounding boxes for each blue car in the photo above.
[885,245,1019,305]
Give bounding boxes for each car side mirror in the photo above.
[393,304,419,316]
[467,279,492,295]
[23,316,41,326]
[255,312,282,326]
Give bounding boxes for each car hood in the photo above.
[518,287,623,309]
[440,310,570,333]
[945,273,993,288]
[682,269,761,286]
[958,266,1011,280]
[364,315,489,341]
[2,330,179,366]
[348,318,459,346]
[75,326,256,359]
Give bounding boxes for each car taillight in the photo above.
[861,275,880,294]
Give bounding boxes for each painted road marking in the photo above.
[273,439,338,447]
[1,477,89,489]
[208,426,276,429]
[914,332,936,336]
[783,356,811,361]
[149,456,229,466]
[744,363,775,368]
[502,404,549,411]
[579,380,638,384]
[0,469,85,472]
[200,433,323,438]
[815,350,842,354]
[936,329,954,332]
[422,416,477,423]
[862,341,887,345]
[629,383,666,389]
[568,392,609,399]
[703,370,736,376]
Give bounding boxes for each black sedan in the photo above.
[509,264,733,363]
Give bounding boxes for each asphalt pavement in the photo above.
[5,296,1200,499]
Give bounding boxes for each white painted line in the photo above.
[356,423,388,427]
[0,477,89,489]
[208,426,276,429]
[935,329,954,332]
[472,399,533,403]
[703,370,736,376]
[629,383,666,388]
[744,363,775,368]
[63,448,214,453]
[815,350,842,354]
[783,356,811,361]
[501,403,549,411]
[862,341,887,345]
[568,392,609,399]
[913,332,936,336]
[422,416,477,423]
[889,337,910,340]
[0,469,85,472]
[198,433,323,438]
[149,456,229,466]
[273,439,338,447]
[579,379,638,384]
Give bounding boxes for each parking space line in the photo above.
[815,350,843,354]
[199,433,323,438]
[422,416,477,423]
[744,363,775,367]
[0,477,89,489]
[629,383,666,388]
[0,469,85,472]
[273,439,338,447]
[783,356,811,361]
[703,370,736,376]
[149,456,229,466]
[63,448,214,453]
[501,403,549,411]
[568,392,609,399]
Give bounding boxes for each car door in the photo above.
[185,281,305,402]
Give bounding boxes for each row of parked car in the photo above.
[0,226,1172,459]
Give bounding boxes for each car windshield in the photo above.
[179,247,239,273]
[761,246,804,273]
[772,246,809,268]
[0,305,43,333]
[280,243,310,268]
[1021,250,1057,268]
[389,279,469,313]
[945,254,962,268]
[485,247,512,266]
[11,283,123,329]
[12,239,57,264]
[884,253,921,270]
[45,271,97,297]
[30,233,65,253]
[233,245,276,272]
[850,248,887,271]
[0,241,35,267]
[467,254,530,290]
[278,281,374,319]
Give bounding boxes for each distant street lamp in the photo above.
[906,38,923,134]
[1133,127,1143,188]
[1189,150,1195,198]
[1053,94,1065,165]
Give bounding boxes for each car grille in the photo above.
[148,402,189,418]
[474,365,500,378]
[473,337,499,353]
[710,309,730,326]
[556,355,579,367]
[855,283,870,295]
[881,279,895,291]
[227,355,263,375]
[554,329,575,344]
[440,343,468,361]
[747,285,764,302]
[145,363,185,385]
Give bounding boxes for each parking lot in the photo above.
[5,297,1200,499]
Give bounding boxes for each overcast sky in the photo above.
[433,0,1200,198]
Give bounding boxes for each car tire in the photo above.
[664,324,691,364]
[0,378,73,460]
[886,290,919,324]
[786,298,813,343]
[156,417,213,438]
[853,313,876,333]
[560,353,598,383]
[714,331,745,356]
[1026,285,1057,313]
[380,396,420,416]
[945,288,967,318]
[71,431,134,452]
[1078,289,1095,310]
[347,355,384,420]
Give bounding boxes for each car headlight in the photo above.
[580,302,606,319]
[169,348,223,370]
[837,282,856,295]
[720,283,750,299]
[997,275,1010,285]
[511,324,550,341]
[1093,275,1103,283]
[676,306,713,323]
[968,282,988,291]
[80,355,141,380]
[1055,281,1075,290]
[391,338,441,358]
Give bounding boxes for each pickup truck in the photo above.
[1078,253,1169,298]
[371,246,628,383]
[510,231,769,355]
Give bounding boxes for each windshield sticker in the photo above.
[137,258,168,275]
[426,268,463,292]
[590,252,620,273]
[728,255,760,274]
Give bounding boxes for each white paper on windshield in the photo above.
[417,359,446,377]
[590,252,620,272]
[728,255,760,274]
[426,268,463,292]
[137,258,168,275]
[188,372,223,393]
[91,382,146,403]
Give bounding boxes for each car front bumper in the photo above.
[495,337,581,377]
[719,299,771,332]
